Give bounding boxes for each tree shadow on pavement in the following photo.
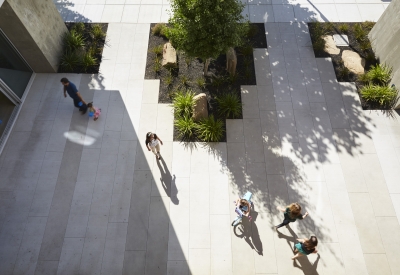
[277,226,320,275]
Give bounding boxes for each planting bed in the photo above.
[308,22,386,110]
[58,23,108,74]
[145,23,267,142]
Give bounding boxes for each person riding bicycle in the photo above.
[235,198,251,218]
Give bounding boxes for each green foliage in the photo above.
[153,57,162,73]
[238,43,253,57]
[164,73,173,87]
[361,21,375,31]
[64,30,85,52]
[359,39,371,53]
[310,21,327,52]
[196,77,206,89]
[227,72,239,84]
[312,38,326,52]
[60,51,80,72]
[363,64,392,85]
[172,90,195,117]
[354,23,367,42]
[151,45,164,56]
[323,22,335,33]
[338,66,350,79]
[196,115,224,142]
[179,75,190,87]
[211,75,225,88]
[338,23,349,34]
[216,92,242,119]
[166,0,249,73]
[175,115,197,140]
[90,24,106,41]
[360,84,398,107]
[151,23,168,37]
[72,22,85,34]
[81,52,97,72]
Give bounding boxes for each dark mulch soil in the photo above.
[58,23,108,74]
[145,23,267,142]
[308,22,382,110]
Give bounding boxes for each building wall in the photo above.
[369,0,400,108]
[0,0,67,72]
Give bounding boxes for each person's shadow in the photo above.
[156,157,179,205]
[277,226,320,275]
[233,210,263,255]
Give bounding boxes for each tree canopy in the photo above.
[166,0,249,62]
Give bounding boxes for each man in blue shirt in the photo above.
[60,77,88,114]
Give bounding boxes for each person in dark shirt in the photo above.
[292,236,318,260]
[60,77,88,114]
[275,202,309,230]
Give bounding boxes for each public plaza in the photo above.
[1,0,400,274]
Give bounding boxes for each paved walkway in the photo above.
[1,1,400,275]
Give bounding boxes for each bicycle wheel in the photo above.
[231,216,241,226]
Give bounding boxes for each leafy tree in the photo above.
[166,0,249,75]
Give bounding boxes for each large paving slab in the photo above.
[1,3,400,274]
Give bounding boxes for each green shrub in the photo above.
[338,24,349,34]
[361,21,375,31]
[359,39,371,52]
[238,43,253,57]
[365,64,392,85]
[64,30,85,52]
[153,57,162,73]
[164,73,173,87]
[60,51,80,72]
[151,23,167,37]
[216,92,242,119]
[90,24,106,41]
[72,22,85,34]
[196,77,206,89]
[354,23,367,42]
[360,84,398,107]
[151,45,163,56]
[179,75,190,87]
[175,115,197,140]
[323,22,335,33]
[81,52,97,72]
[211,75,225,88]
[338,66,350,79]
[312,37,326,52]
[172,90,195,117]
[197,115,224,142]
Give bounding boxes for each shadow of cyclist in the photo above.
[233,211,263,255]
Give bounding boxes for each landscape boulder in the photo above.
[162,42,177,68]
[192,93,208,121]
[323,35,340,55]
[342,50,365,75]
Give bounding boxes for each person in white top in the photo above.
[145,132,163,160]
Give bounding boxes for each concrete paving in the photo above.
[1,1,400,275]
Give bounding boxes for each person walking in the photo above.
[145,132,163,160]
[292,236,318,260]
[275,202,308,230]
[61,77,88,114]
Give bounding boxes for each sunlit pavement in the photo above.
[0,1,399,274]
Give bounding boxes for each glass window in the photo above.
[0,29,33,98]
